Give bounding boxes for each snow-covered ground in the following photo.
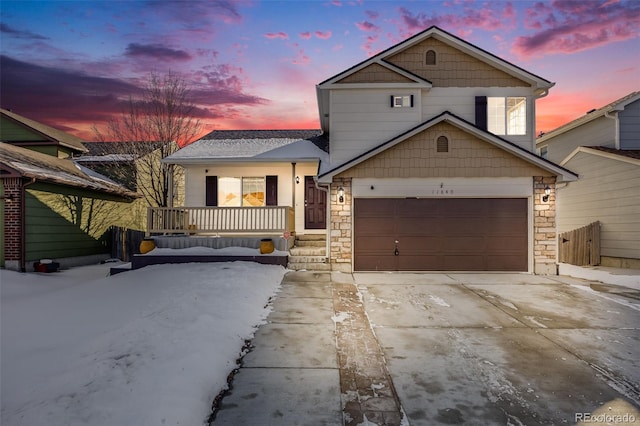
[1,261,286,426]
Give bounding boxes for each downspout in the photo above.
[291,162,296,214]
[533,88,551,152]
[314,177,331,265]
[604,110,620,149]
[20,177,36,272]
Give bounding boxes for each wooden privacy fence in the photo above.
[558,221,601,266]
[110,226,146,261]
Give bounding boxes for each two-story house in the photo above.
[536,91,640,269]
[161,26,577,274]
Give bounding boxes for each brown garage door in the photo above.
[354,198,528,271]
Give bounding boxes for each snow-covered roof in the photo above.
[0,142,140,201]
[164,137,328,165]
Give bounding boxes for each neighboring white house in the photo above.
[536,91,640,269]
[163,26,578,274]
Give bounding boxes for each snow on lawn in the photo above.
[1,261,286,426]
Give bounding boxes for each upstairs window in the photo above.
[391,95,414,108]
[425,50,436,65]
[487,96,527,135]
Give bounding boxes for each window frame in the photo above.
[487,96,527,136]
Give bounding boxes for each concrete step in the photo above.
[295,234,326,241]
[290,247,326,256]
[294,239,326,248]
[288,255,327,264]
[287,262,332,271]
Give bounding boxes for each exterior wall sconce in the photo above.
[542,186,551,202]
[337,187,345,203]
[295,176,300,184]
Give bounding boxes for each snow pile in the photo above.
[1,262,286,426]
[145,246,289,257]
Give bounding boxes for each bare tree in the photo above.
[92,72,203,207]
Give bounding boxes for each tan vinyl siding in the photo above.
[541,115,615,163]
[337,122,551,179]
[385,38,528,88]
[336,63,415,84]
[557,152,640,259]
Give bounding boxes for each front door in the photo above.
[304,176,326,229]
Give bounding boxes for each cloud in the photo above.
[265,32,289,40]
[125,43,192,61]
[0,23,49,40]
[365,10,380,20]
[315,30,332,39]
[397,3,516,38]
[299,32,312,40]
[0,55,266,138]
[355,21,379,32]
[145,0,242,26]
[513,0,640,57]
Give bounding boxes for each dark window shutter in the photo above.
[205,176,218,206]
[475,96,487,130]
[266,175,278,206]
[390,95,395,108]
[410,94,414,107]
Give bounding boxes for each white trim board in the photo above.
[352,177,533,198]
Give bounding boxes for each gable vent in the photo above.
[437,136,449,153]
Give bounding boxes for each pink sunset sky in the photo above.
[1,0,639,141]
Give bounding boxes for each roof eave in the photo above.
[561,146,640,167]
[319,112,578,183]
[163,157,323,165]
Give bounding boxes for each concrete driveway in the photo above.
[212,272,640,425]
[356,272,640,425]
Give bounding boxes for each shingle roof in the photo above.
[0,142,139,200]
[200,129,322,140]
[0,108,88,153]
[590,146,640,160]
[81,141,164,157]
[164,129,329,164]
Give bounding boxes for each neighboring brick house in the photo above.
[1,109,139,271]
[536,91,640,269]
[164,26,577,274]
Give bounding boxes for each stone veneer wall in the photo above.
[329,177,353,273]
[533,176,557,275]
[328,175,559,275]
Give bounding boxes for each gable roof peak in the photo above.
[318,25,552,90]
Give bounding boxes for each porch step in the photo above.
[287,262,332,271]
[294,239,326,248]
[290,247,326,256]
[288,255,327,264]
[287,234,328,271]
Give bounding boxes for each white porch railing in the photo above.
[146,206,295,236]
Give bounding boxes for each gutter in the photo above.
[20,177,36,272]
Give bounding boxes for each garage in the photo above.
[354,198,528,271]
